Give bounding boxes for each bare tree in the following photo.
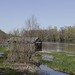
[7,15,40,65]
[22,15,40,61]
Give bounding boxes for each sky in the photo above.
[0,0,75,33]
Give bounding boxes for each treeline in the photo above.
[23,26,75,42]
[1,25,75,43]
[10,25,75,42]
[43,26,75,42]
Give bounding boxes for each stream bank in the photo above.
[39,52,75,75]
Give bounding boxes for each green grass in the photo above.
[0,46,9,67]
[6,68,22,75]
[39,52,75,75]
[0,46,9,53]
[0,68,22,75]
[0,46,7,51]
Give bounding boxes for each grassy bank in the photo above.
[39,52,75,75]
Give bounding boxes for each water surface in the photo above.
[35,64,69,75]
[0,52,4,57]
[42,42,75,53]
[42,55,54,61]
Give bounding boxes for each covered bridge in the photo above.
[8,37,42,51]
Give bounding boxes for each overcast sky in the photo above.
[0,0,75,33]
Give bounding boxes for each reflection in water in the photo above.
[0,55,2,57]
[35,64,69,75]
[42,42,75,53]
[0,52,4,57]
[67,55,75,56]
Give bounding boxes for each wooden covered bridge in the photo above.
[8,37,42,51]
